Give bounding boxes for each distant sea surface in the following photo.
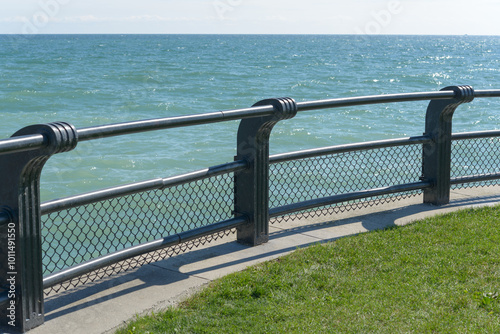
[1,34,500,201]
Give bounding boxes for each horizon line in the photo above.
[0,32,498,37]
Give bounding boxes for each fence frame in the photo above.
[1,85,500,332]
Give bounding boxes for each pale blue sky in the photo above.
[1,0,499,35]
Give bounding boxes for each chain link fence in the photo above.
[42,172,235,294]
[5,88,500,332]
[451,136,500,189]
[269,143,424,224]
[40,133,500,295]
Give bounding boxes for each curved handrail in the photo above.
[296,90,455,111]
[77,105,275,141]
[2,89,499,155]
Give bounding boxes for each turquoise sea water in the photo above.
[1,34,500,201]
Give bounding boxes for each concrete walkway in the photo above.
[29,186,500,334]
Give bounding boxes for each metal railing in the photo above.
[1,85,500,332]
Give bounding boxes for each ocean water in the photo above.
[1,34,500,201]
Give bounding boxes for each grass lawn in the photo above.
[116,205,500,333]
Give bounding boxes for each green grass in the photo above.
[116,205,500,333]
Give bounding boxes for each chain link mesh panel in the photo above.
[451,137,500,188]
[269,144,424,224]
[40,136,500,294]
[42,173,235,293]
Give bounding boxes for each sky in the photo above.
[0,0,499,35]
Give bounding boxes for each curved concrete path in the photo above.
[28,186,500,334]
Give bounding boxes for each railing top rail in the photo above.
[77,105,275,141]
[76,90,470,141]
[296,90,456,111]
[1,88,499,155]
[474,89,500,98]
[0,133,46,155]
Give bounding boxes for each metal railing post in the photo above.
[422,85,474,205]
[0,122,77,333]
[234,98,297,246]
